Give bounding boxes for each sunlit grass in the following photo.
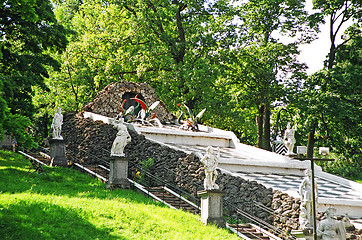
[0,151,238,240]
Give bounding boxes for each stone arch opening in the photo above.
[121,92,145,116]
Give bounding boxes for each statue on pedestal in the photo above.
[317,207,346,240]
[283,122,296,155]
[110,118,131,157]
[51,107,63,140]
[200,146,220,190]
[299,169,318,230]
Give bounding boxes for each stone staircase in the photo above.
[228,223,282,240]
[130,124,362,219]
[83,111,362,219]
[148,187,200,214]
[22,149,285,239]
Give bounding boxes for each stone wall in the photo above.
[81,81,176,123]
[62,111,185,169]
[175,152,275,221]
[272,190,300,233]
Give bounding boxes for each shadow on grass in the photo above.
[0,151,161,205]
[0,200,124,240]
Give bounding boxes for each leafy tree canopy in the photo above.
[39,0,238,114]
[290,31,362,178]
[0,0,67,147]
[311,0,362,68]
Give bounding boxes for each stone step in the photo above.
[146,187,200,213]
[228,223,273,240]
[228,223,251,228]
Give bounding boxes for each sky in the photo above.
[298,25,330,75]
[298,1,329,75]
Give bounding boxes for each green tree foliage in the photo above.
[42,0,314,148]
[0,82,6,138]
[291,33,362,178]
[311,0,362,69]
[286,0,362,178]
[0,0,67,147]
[41,0,238,121]
[240,0,315,44]
[223,0,310,149]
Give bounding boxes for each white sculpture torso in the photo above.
[110,118,131,157]
[317,208,346,240]
[200,146,220,190]
[299,169,318,230]
[283,123,296,155]
[51,108,63,140]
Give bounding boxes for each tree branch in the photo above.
[123,5,137,18]
[112,67,172,76]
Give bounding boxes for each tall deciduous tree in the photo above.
[43,0,238,113]
[292,0,362,162]
[228,0,310,150]
[291,32,361,177]
[312,0,362,69]
[0,0,67,147]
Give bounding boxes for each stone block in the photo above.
[197,189,226,227]
[107,156,130,189]
[50,139,67,167]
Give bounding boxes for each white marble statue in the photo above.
[200,146,220,190]
[283,122,296,155]
[317,207,346,240]
[51,107,63,140]
[110,118,131,157]
[299,169,318,230]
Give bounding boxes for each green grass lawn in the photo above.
[0,151,238,240]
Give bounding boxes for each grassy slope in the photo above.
[0,151,238,240]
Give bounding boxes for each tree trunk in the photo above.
[307,128,315,159]
[263,104,272,151]
[175,5,186,64]
[327,12,337,69]
[257,105,264,148]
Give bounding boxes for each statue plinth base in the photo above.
[50,138,67,167]
[291,228,314,240]
[197,189,226,227]
[107,156,129,189]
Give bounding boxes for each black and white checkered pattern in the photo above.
[166,143,362,201]
[235,171,362,201]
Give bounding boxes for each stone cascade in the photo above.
[61,111,362,238]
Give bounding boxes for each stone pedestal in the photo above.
[107,156,130,189]
[50,139,67,167]
[197,189,226,227]
[291,228,314,240]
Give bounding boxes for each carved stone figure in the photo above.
[110,118,131,157]
[299,169,318,230]
[200,146,220,190]
[283,122,296,155]
[51,107,63,140]
[317,207,346,240]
